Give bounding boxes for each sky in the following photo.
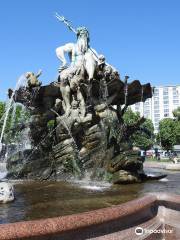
[0,0,180,100]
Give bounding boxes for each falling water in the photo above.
[100,79,117,138]
[89,79,111,178]
[0,113,5,124]
[0,97,11,124]
[0,75,27,145]
[10,102,17,128]
[72,171,112,191]
[61,116,81,175]
[50,109,80,155]
[25,111,80,170]
[25,125,57,162]
[61,117,80,153]
[18,105,31,151]
[0,96,14,143]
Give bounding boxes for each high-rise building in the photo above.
[130,85,180,132]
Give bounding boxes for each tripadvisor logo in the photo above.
[135,227,173,236]
[135,227,143,235]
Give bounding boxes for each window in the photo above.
[135,102,140,106]
[164,109,169,113]
[163,100,169,105]
[155,121,159,125]
[154,89,159,96]
[173,95,179,99]
[164,105,169,110]
[164,113,169,117]
[173,100,179,104]
[144,106,150,111]
[144,102,149,106]
[154,101,159,105]
[154,114,160,118]
[163,87,169,93]
[154,121,159,130]
[163,95,169,100]
[154,97,159,101]
[154,110,160,114]
[154,105,159,110]
[155,126,159,131]
[144,111,150,116]
[173,87,177,94]
[144,113,150,118]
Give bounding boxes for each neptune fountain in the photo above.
[5,14,158,184]
[1,14,180,240]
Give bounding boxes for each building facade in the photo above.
[130,85,180,132]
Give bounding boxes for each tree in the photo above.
[173,107,180,144]
[133,119,154,151]
[157,108,180,151]
[175,121,180,145]
[0,101,8,137]
[173,106,180,121]
[123,108,140,125]
[123,108,154,150]
[157,118,176,151]
[0,102,5,117]
[0,101,30,144]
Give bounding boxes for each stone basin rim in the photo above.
[0,192,180,240]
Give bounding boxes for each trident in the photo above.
[55,12,77,34]
[54,12,99,60]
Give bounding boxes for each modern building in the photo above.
[130,85,180,132]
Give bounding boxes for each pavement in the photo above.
[144,161,180,170]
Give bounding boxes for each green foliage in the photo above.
[123,108,140,125]
[0,101,30,143]
[172,106,180,144]
[47,120,55,131]
[142,118,154,133]
[176,120,180,144]
[133,119,154,151]
[0,102,5,118]
[173,106,180,121]
[156,107,180,150]
[0,102,8,135]
[157,118,178,151]
[123,108,154,150]
[133,133,154,151]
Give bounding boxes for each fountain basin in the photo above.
[165,164,180,171]
[0,193,179,240]
[145,161,180,171]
